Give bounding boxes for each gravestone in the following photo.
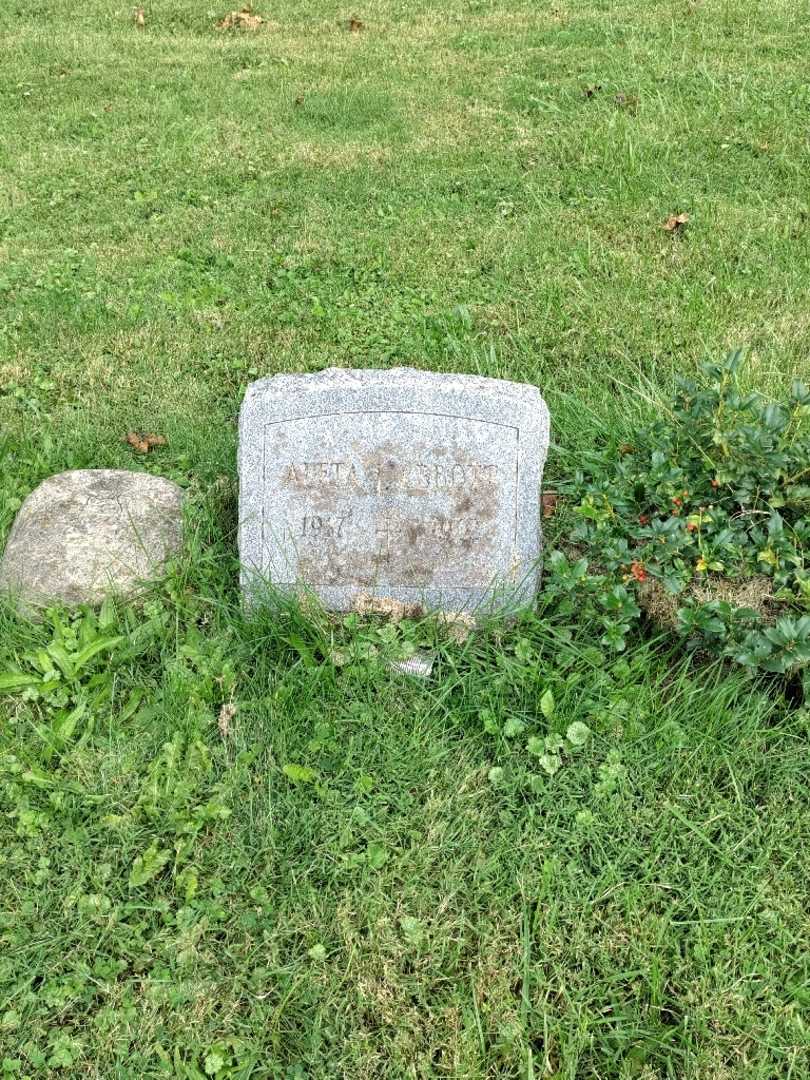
[238,368,549,613]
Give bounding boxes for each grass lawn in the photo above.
[1,1,809,1076]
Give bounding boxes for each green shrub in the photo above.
[548,352,810,683]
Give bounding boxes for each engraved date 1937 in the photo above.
[298,512,353,540]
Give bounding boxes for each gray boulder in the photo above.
[0,469,184,614]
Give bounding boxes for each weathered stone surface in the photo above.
[0,470,184,613]
[239,368,549,613]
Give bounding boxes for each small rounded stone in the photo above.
[0,469,184,614]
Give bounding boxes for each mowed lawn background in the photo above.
[1,2,809,1078]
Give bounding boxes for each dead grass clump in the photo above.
[354,594,423,621]
[639,574,777,630]
[217,6,265,30]
[437,610,476,643]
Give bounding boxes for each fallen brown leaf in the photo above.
[126,431,148,453]
[134,6,145,27]
[218,6,263,30]
[663,212,689,232]
[541,492,559,519]
[125,431,167,453]
[347,16,365,31]
[618,443,635,455]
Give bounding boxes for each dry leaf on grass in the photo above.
[134,7,145,28]
[217,6,264,30]
[541,492,559,519]
[126,432,149,453]
[663,212,689,232]
[218,702,237,738]
[125,431,168,453]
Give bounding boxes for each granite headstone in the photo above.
[238,368,549,613]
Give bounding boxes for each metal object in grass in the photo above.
[387,650,435,680]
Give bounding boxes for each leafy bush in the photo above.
[549,352,810,682]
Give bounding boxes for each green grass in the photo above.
[1,1,809,1076]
